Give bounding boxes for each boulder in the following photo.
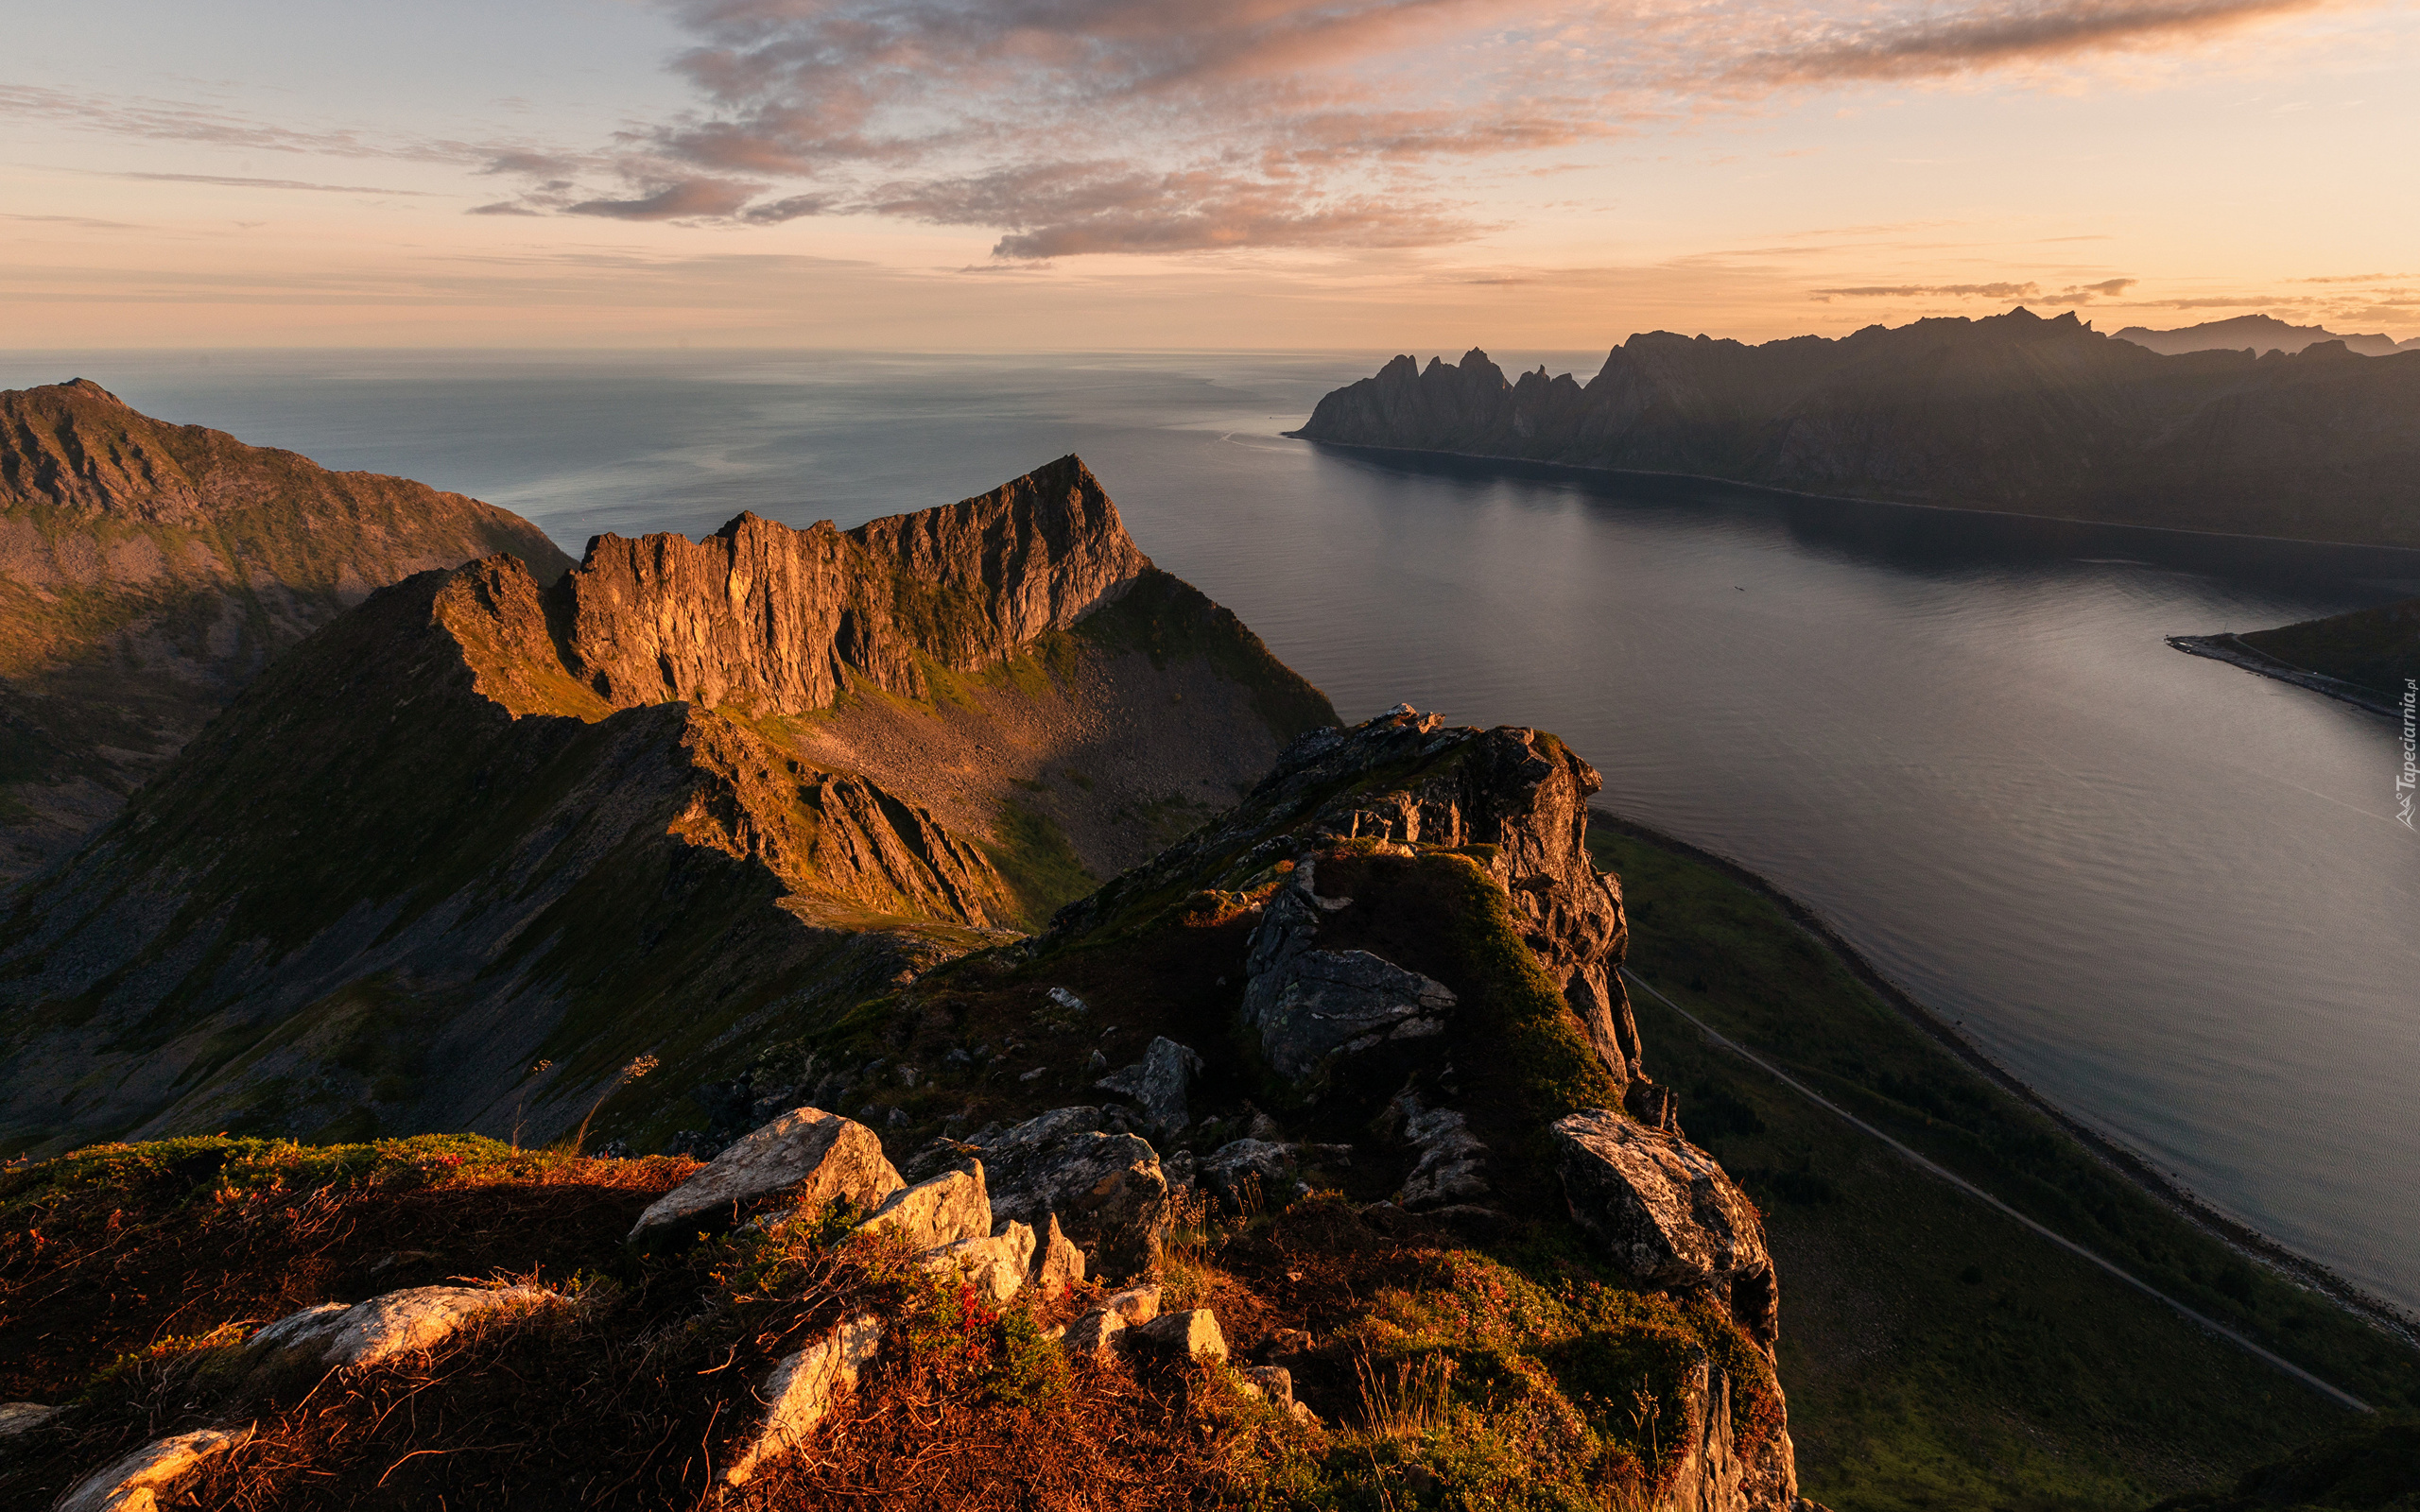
[1131,1308,1228,1361]
[1551,1108,1778,1346]
[974,1108,1167,1229]
[1237,1364,1294,1407]
[1200,1139,1292,1201]
[1196,1139,1348,1204]
[1094,1037,1205,1134]
[856,1164,992,1251]
[1240,880,1456,1083]
[1383,1088,1490,1210]
[1033,1213,1086,1297]
[629,1107,902,1244]
[55,1425,251,1512]
[1063,1309,1128,1362]
[0,1400,58,1438]
[249,1286,562,1371]
[927,1220,1036,1308]
[1098,1282,1162,1326]
[718,1313,884,1486]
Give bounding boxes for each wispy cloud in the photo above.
[1731,0,2335,83]
[115,171,436,196]
[1811,277,2137,302]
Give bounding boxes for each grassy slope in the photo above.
[2238,599,2420,701]
[1586,816,2419,1511]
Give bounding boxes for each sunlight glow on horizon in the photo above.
[3,0,2415,351]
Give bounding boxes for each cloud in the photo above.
[1736,0,2336,83]
[862,161,1479,257]
[5,0,2378,259]
[115,171,436,196]
[1816,282,2044,298]
[565,177,764,220]
[1812,276,2136,302]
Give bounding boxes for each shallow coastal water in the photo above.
[9,347,2417,1313]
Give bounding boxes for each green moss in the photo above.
[980,799,1098,928]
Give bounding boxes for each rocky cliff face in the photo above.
[0,458,1335,1158]
[1290,309,2420,547]
[0,379,573,882]
[560,457,1149,713]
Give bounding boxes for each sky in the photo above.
[5,0,2416,351]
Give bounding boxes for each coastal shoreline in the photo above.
[2166,633,2401,717]
[1288,436,2420,558]
[1593,804,2420,1347]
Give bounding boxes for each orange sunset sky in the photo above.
[5,0,2416,351]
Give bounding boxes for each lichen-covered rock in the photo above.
[1198,1138,1352,1204]
[973,1108,1167,1229]
[1237,1364,1294,1407]
[1552,1108,1778,1347]
[1033,1213,1087,1297]
[928,1220,1037,1307]
[249,1286,563,1371]
[1659,1349,1801,1512]
[55,1425,252,1512]
[1063,1308,1128,1361]
[629,1106,902,1243]
[1240,925,1458,1083]
[1098,1283,1162,1326]
[1094,1037,1205,1133]
[0,1400,58,1438]
[718,1314,884,1486]
[1131,1308,1228,1361]
[1382,1088,1490,1210]
[856,1164,992,1251]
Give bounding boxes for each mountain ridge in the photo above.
[1289,307,2420,547]
[0,456,1337,1158]
[0,378,574,882]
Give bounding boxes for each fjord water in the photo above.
[14,349,2418,1314]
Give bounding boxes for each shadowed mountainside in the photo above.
[2238,598,2420,702]
[0,379,575,883]
[2113,314,2415,358]
[1290,308,2420,547]
[0,456,1335,1158]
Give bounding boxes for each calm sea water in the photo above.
[10,349,2418,1312]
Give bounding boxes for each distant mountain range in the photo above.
[1290,308,2420,547]
[2113,314,2420,357]
[0,380,572,883]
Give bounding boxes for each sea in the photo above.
[9,347,2416,1314]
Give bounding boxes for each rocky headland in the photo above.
[1288,307,2420,547]
[0,380,573,883]
[2169,597,2420,716]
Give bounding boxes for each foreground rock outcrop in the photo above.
[630,1106,904,1243]
[1290,310,2420,547]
